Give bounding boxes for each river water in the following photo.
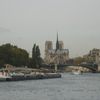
[0,73,100,100]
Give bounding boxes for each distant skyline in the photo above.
[0,0,100,58]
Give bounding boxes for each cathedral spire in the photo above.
[56,32,59,50]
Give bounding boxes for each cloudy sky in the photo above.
[0,0,100,58]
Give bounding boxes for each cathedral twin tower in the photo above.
[44,34,69,65]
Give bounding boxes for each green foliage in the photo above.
[32,44,36,67]
[31,44,42,68]
[0,43,29,67]
[0,43,43,69]
[73,57,85,65]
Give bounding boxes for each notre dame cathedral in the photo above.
[44,34,69,65]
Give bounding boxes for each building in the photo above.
[44,34,69,65]
[83,48,100,65]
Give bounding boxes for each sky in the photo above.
[0,0,100,58]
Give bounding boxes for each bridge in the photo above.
[42,63,98,72]
[79,63,98,72]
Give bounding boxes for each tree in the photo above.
[31,44,42,68]
[73,57,85,65]
[32,44,36,67]
[36,46,41,68]
[0,43,29,67]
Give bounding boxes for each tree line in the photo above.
[0,43,42,68]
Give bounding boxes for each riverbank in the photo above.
[0,66,62,82]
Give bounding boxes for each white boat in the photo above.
[0,72,12,81]
[71,70,82,75]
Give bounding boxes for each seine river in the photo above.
[0,73,100,100]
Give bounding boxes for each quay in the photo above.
[0,68,61,82]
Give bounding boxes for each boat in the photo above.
[0,71,62,81]
[0,72,12,81]
[71,70,82,75]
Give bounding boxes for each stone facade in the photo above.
[44,34,69,65]
[83,48,100,65]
